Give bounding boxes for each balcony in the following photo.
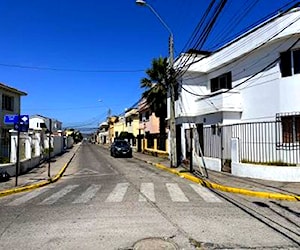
[195,89,242,115]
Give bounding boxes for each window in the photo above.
[281,115,300,143]
[145,111,150,120]
[280,49,300,77]
[126,117,132,126]
[293,50,300,74]
[210,72,232,92]
[2,94,14,111]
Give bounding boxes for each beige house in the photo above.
[108,116,118,143]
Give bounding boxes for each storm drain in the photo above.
[133,237,178,250]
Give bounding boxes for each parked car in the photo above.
[110,139,132,158]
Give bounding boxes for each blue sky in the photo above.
[0,0,296,132]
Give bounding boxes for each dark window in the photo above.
[174,82,179,100]
[211,78,218,93]
[281,115,300,143]
[126,117,132,126]
[280,51,292,77]
[139,113,142,122]
[2,94,14,111]
[280,50,300,77]
[210,72,232,92]
[145,111,150,120]
[293,49,300,74]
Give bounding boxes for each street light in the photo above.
[136,0,177,167]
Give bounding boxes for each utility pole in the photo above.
[15,115,20,186]
[136,0,177,167]
[48,119,52,178]
[169,35,177,168]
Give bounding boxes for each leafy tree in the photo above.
[140,56,170,150]
[66,129,83,143]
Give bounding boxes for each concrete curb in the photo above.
[141,158,300,202]
[0,147,78,198]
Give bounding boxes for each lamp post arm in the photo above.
[145,3,173,38]
[137,1,177,167]
[145,3,176,167]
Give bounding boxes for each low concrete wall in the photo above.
[194,156,222,172]
[232,162,300,182]
[144,148,169,159]
[1,156,41,177]
[53,136,64,156]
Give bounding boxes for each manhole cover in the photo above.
[133,237,178,250]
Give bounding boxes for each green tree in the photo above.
[140,56,170,150]
[67,129,83,143]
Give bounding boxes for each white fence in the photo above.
[0,129,74,177]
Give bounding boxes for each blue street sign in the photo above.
[14,123,29,132]
[19,115,29,125]
[4,114,19,124]
[4,114,29,132]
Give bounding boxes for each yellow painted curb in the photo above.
[0,179,50,198]
[0,149,77,198]
[153,162,300,202]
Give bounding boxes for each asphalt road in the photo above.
[0,142,299,249]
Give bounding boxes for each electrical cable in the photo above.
[0,62,144,73]
[208,0,261,51]
[174,1,300,81]
[199,36,300,102]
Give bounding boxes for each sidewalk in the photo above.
[1,143,299,201]
[0,144,80,197]
[131,150,300,201]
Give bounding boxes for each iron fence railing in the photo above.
[203,121,300,165]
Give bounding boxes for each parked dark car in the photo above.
[110,139,132,158]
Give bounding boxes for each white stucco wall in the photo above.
[232,162,300,182]
[176,9,300,175]
[29,117,45,130]
[279,74,300,112]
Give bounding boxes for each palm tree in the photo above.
[140,56,170,150]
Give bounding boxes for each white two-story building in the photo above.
[175,7,300,181]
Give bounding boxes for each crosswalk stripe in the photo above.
[39,185,79,205]
[166,183,189,202]
[190,184,222,203]
[139,183,155,202]
[105,183,129,202]
[7,188,49,206]
[72,184,101,204]
[3,182,224,206]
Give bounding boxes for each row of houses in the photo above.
[96,7,300,182]
[0,83,76,177]
[95,98,165,154]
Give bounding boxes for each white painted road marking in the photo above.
[7,188,49,206]
[39,185,79,205]
[190,184,222,203]
[72,184,101,204]
[74,168,99,175]
[105,183,129,202]
[139,183,155,202]
[166,183,189,202]
[3,182,223,206]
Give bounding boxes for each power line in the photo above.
[0,62,144,73]
[174,1,300,80]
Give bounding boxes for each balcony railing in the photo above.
[195,89,242,115]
